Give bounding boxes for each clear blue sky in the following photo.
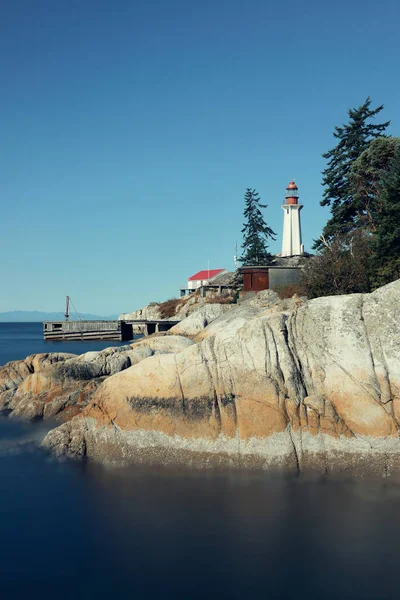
[1,0,399,314]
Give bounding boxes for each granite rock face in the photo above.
[168,304,233,337]
[120,295,234,323]
[0,337,193,422]
[43,281,400,476]
[119,303,163,322]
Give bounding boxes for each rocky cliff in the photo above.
[119,294,234,322]
[2,283,400,476]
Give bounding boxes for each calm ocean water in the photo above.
[1,323,400,599]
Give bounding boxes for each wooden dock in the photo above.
[43,319,179,341]
[125,319,179,336]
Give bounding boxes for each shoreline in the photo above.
[43,417,400,480]
[1,282,400,477]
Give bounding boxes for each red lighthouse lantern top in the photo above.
[285,181,299,205]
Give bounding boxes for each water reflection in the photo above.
[1,416,400,599]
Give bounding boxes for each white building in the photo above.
[281,181,304,257]
[180,269,228,296]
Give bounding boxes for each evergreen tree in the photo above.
[240,188,276,265]
[370,148,400,287]
[315,98,390,247]
[349,136,399,231]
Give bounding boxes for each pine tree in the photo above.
[315,98,390,247]
[240,188,276,265]
[370,148,400,287]
[349,136,399,231]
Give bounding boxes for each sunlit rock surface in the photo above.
[2,282,400,475]
[168,304,233,337]
[119,295,234,323]
[39,281,400,476]
[0,337,193,422]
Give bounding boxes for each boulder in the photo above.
[0,336,193,422]
[0,352,76,394]
[168,304,233,336]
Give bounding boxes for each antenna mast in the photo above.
[65,296,70,321]
[234,242,238,269]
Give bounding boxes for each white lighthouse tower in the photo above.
[281,181,304,257]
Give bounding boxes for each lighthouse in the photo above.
[281,181,304,257]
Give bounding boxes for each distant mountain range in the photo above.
[0,311,119,322]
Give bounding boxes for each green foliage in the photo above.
[240,188,276,266]
[301,231,371,299]
[231,289,240,304]
[231,269,243,290]
[315,98,390,248]
[350,137,400,231]
[304,98,400,297]
[369,148,400,287]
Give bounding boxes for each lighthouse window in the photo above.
[286,209,289,214]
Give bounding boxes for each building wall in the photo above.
[243,271,269,292]
[269,268,301,289]
[240,268,270,292]
[281,204,303,257]
[188,279,208,290]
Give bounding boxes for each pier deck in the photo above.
[43,319,179,341]
[124,319,179,336]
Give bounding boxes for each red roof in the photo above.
[286,180,298,190]
[188,269,224,281]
